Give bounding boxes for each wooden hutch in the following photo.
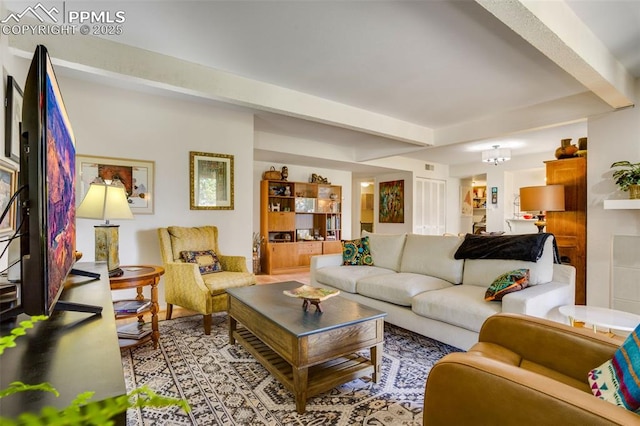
[260,179,343,274]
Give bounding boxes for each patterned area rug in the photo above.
[121,314,461,425]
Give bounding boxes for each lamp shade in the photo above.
[519,185,565,212]
[77,182,134,221]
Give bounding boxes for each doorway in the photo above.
[360,181,374,234]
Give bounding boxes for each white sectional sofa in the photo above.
[310,232,576,350]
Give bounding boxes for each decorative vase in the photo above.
[577,137,587,157]
[555,138,578,159]
[630,184,640,200]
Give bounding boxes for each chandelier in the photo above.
[481,145,511,165]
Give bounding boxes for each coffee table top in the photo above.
[227,281,386,337]
[559,305,640,331]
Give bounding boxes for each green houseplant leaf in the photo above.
[610,161,640,191]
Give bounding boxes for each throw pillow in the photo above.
[484,269,529,301]
[180,250,222,274]
[588,324,640,413]
[342,236,373,266]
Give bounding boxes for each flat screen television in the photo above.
[14,45,100,317]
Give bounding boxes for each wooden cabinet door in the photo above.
[267,212,295,231]
[322,241,342,254]
[296,242,322,267]
[546,157,587,304]
[265,243,297,274]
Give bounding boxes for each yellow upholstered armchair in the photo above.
[424,313,637,425]
[158,226,256,334]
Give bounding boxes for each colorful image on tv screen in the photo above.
[45,72,76,306]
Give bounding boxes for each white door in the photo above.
[415,178,446,235]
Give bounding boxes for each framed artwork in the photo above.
[76,155,155,214]
[0,161,17,234]
[5,75,23,162]
[461,186,473,216]
[379,180,404,223]
[190,151,234,210]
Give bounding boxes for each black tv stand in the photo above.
[70,268,101,280]
[54,300,102,315]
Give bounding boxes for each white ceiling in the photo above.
[7,0,639,170]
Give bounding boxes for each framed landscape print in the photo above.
[379,180,404,223]
[190,151,234,210]
[76,155,155,214]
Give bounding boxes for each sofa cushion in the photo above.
[400,234,464,284]
[342,236,374,266]
[362,231,407,272]
[356,273,453,306]
[484,269,530,301]
[588,323,640,413]
[412,285,501,332]
[313,265,395,293]
[463,236,554,287]
[203,271,256,296]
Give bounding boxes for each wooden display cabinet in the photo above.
[260,179,343,274]
[545,157,587,305]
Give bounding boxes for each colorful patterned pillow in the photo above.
[484,269,529,301]
[180,250,222,274]
[342,236,373,266]
[588,324,640,413]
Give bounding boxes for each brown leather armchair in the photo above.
[424,313,638,425]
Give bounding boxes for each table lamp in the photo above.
[519,185,565,233]
[77,178,134,277]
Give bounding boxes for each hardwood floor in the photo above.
[255,271,310,285]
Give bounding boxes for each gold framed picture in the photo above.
[190,151,234,210]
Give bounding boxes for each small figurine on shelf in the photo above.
[281,166,289,181]
[284,186,291,196]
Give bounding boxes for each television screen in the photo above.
[44,56,76,310]
[18,45,87,316]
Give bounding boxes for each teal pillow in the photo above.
[341,236,373,266]
[484,269,529,301]
[180,250,222,274]
[588,323,640,413]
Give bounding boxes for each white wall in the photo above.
[4,59,257,306]
[587,82,640,308]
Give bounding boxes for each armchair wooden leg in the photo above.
[166,303,173,320]
[203,314,212,335]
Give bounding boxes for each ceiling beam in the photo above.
[477,0,635,109]
[8,30,434,147]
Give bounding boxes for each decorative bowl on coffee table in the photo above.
[283,285,340,312]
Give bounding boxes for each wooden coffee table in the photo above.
[227,281,386,414]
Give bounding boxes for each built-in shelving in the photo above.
[603,199,640,210]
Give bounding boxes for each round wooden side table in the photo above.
[110,265,164,349]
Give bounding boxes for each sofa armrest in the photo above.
[310,253,342,285]
[219,255,250,273]
[478,313,619,383]
[501,264,576,318]
[424,352,635,426]
[164,261,211,312]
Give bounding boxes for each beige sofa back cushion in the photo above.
[399,234,464,284]
[362,231,407,272]
[463,236,555,287]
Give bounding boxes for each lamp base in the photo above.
[534,213,546,233]
[94,224,121,272]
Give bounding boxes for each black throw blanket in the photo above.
[454,233,561,263]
